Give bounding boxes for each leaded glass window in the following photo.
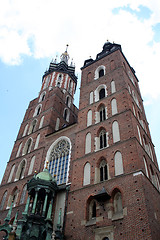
[49,139,70,185]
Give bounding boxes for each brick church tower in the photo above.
[0,42,160,240]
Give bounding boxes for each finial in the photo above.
[60,45,70,64]
[66,44,69,51]
[46,160,49,169]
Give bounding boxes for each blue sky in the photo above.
[0,0,160,182]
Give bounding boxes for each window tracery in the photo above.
[49,139,70,185]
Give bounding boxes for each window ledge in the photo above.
[85,218,96,226]
[112,213,123,221]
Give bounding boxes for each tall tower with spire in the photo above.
[0,42,160,240]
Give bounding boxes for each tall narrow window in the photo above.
[28,156,35,175]
[112,121,120,143]
[99,130,107,149]
[92,201,96,218]
[20,184,27,204]
[66,96,71,107]
[22,124,28,137]
[90,91,93,104]
[87,110,92,127]
[99,69,104,78]
[0,191,7,210]
[8,164,15,183]
[111,80,116,93]
[57,74,62,87]
[114,151,124,176]
[111,98,118,115]
[150,165,157,187]
[99,105,106,122]
[33,104,42,117]
[23,138,32,155]
[15,159,26,180]
[137,125,142,145]
[48,138,70,185]
[99,88,105,99]
[7,188,18,208]
[83,162,91,185]
[88,200,97,220]
[113,192,123,214]
[55,118,60,131]
[143,156,149,177]
[64,108,69,122]
[28,119,37,134]
[16,142,23,157]
[100,159,108,181]
[132,104,136,116]
[34,134,40,150]
[94,66,105,80]
[37,106,41,115]
[39,116,44,129]
[39,92,46,102]
[85,133,91,154]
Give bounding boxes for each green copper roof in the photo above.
[36,169,53,181]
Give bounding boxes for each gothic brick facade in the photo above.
[0,42,160,240]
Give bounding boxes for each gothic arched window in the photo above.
[111,80,116,94]
[48,139,70,185]
[83,162,91,186]
[113,191,123,215]
[112,121,120,143]
[23,138,33,155]
[87,110,92,126]
[85,132,91,154]
[88,200,97,220]
[39,91,46,102]
[99,105,106,122]
[99,88,105,99]
[39,116,44,129]
[114,151,124,176]
[0,191,7,210]
[34,134,40,149]
[22,124,28,137]
[28,156,35,175]
[15,159,26,180]
[100,159,108,181]
[64,108,69,122]
[8,164,15,183]
[111,98,118,115]
[7,188,18,208]
[16,142,23,157]
[99,69,104,78]
[99,129,107,149]
[20,184,27,204]
[28,119,37,134]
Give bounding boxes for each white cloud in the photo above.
[0,0,160,99]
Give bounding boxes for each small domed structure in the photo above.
[36,168,53,181]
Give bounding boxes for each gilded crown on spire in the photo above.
[60,44,70,64]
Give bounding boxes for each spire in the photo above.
[60,44,70,64]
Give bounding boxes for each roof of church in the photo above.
[82,41,121,69]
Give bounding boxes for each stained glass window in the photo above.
[49,139,70,185]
